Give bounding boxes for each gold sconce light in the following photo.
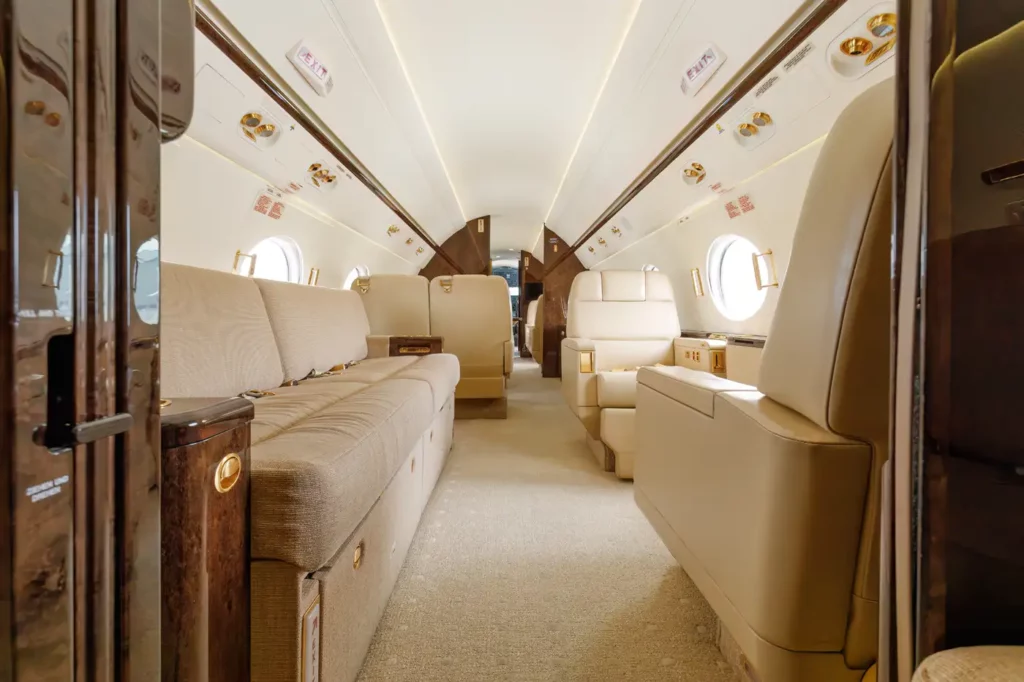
[416,247,424,255]
[682,162,706,185]
[752,249,779,290]
[690,268,705,297]
[307,267,320,286]
[405,238,414,246]
[386,224,400,237]
[611,226,622,237]
[233,250,257,277]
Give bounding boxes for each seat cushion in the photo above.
[250,378,435,571]
[392,354,461,412]
[637,365,754,417]
[319,357,419,384]
[596,371,638,408]
[249,381,369,445]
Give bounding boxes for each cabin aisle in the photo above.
[358,359,737,681]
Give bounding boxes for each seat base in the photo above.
[585,432,614,472]
[635,487,867,682]
[455,396,507,419]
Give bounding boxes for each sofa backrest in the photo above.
[162,262,284,397]
[255,278,370,382]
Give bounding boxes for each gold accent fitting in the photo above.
[840,36,873,57]
[405,238,414,245]
[387,224,400,237]
[307,267,320,286]
[611,226,621,236]
[355,277,370,294]
[579,350,594,374]
[415,247,424,255]
[865,39,895,65]
[242,128,256,143]
[524,256,530,267]
[160,398,172,409]
[751,112,772,127]
[254,123,275,138]
[738,123,758,137]
[477,218,485,233]
[233,250,257,277]
[752,249,779,290]
[240,112,262,127]
[867,13,897,38]
[710,349,727,376]
[214,453,242,494]
[411,458,416,473]
[24,100,46,115]
[588,246,595,254]
[353,540,365,569]
[440,277,453,293]
[398,346,431,355]
[597,238,607,247]
[690,268,705,297]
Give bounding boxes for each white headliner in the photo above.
[376,0,641,252]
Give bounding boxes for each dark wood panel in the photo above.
[388,336,443,357]
[162,400,253,682]
[420,215,491,279]
[541,228,585,377]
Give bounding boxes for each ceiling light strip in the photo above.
[546,0,848,275]
[194,1,463,273]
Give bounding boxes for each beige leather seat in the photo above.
[524,298,539,357]
[633,80,893,681]
[913,647,1024,682]
[352,274,431,357]
[561,270,682,479]
[429,275,513,414]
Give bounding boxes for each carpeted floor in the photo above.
[358,359,738,681]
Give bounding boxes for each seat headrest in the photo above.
[570,271,675,302]
[566,270,680,341]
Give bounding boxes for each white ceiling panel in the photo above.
[375,0,642,252]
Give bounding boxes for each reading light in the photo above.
[751,112,772,127]
[738,123,758,137]
[865,39,895,65]
[387,225,400,237]
[254,124,276,138]
[240,112,262,127]
[867,13,896,38]
[840,37,872,57]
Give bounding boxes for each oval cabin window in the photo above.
[343,265,370,290]
[250,237,302,283]
[707,235,767,321]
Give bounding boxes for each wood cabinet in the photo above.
[388,336,444,357]
[161,398,254,682]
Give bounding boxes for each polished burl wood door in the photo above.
[0,0,191,678]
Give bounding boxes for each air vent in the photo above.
[827,3,897,79]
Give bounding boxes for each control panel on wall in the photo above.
[286,40,334,97]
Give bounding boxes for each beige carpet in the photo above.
[358,359,738,681]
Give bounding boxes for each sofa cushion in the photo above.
[254,278,370,382]
[319,357,419,384]
[250,378,435,571]
[249,381,369,446]
[392,354,461,412]
[596,371,638,408]
[162,262,284,397]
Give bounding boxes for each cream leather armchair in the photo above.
[353,274,431,358]
[561,270,682,479]
[429,275,513,414]
[524,298,539,358]
[634,80,894,681]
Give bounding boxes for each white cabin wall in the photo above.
[160,136,416,287]
[593,137,824,336]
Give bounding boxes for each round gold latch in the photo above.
[214,453,242,493]
[353,540,365,569]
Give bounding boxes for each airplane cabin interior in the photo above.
[1,0,1022,681]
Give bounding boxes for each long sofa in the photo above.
[161,263,461,682]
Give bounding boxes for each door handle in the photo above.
[71,413,134,445]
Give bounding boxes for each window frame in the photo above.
[706,234,768,322]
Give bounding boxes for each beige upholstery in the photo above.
[634,79,894,681]
[429,275,513,401]
[354,274,430,336]
[161,262,459,682]
[161,263,283,396]
[913,647,1024,682]
[561,270,680,478]
[254,278,369,382]
[524,298,539,354]
[673,337,726,375]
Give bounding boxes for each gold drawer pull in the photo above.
[398,346,430,355]
[214,453,242,493]
[353,540,365,569]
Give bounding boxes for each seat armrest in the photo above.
[563,337,596,353]
[503,340,513,377]
[366,335,391,359]
[561,338,598,410]
[637,365,754,417]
